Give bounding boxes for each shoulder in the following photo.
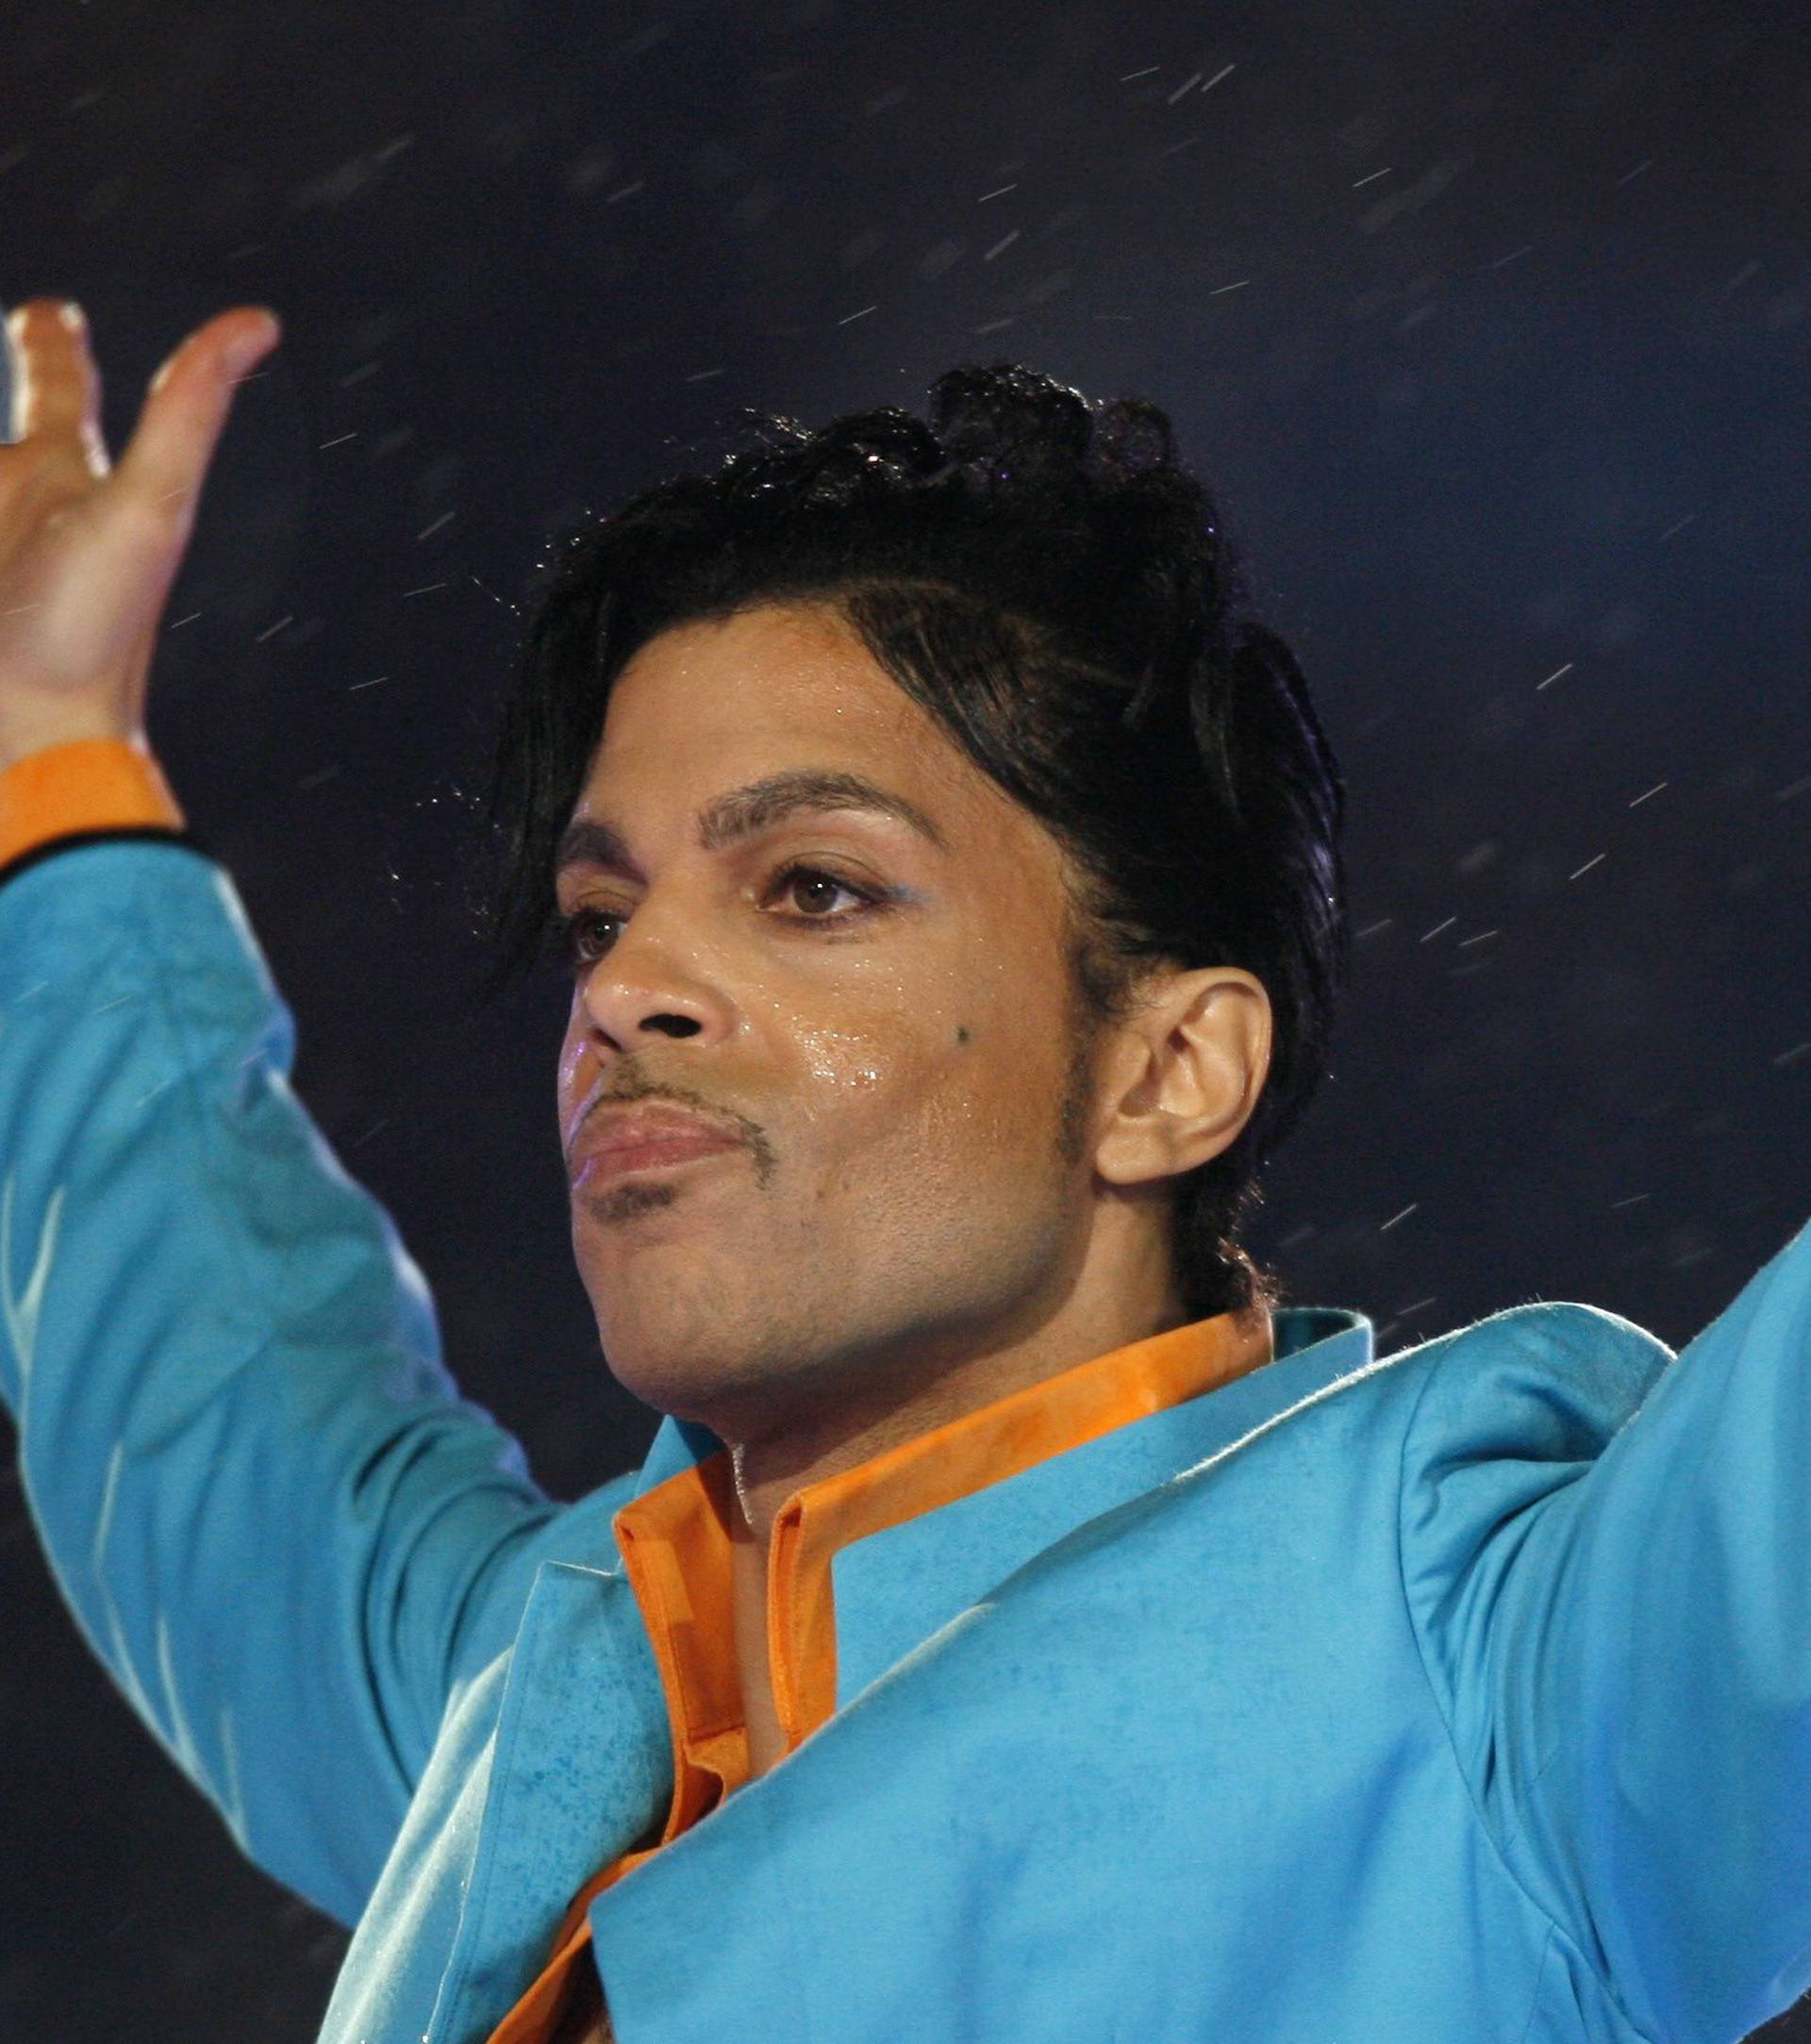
[1399,1299,1675,1468]
[1197,1299,1673,1517]
[1385,1302,1676,1583]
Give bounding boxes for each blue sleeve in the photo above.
[1400,1219,1811,2044]
[0,838,565,1928]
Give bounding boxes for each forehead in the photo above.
[602,601,934,752]
[584,601,1014,827]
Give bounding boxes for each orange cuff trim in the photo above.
[0,738,186,871]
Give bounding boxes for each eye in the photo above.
[773,863,873,919]
[547,860,889,973]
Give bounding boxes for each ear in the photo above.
[1092,967,1273,1188]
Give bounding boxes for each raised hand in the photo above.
[0,298,282,770]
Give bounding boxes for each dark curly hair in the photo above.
[470,363,1347,1321]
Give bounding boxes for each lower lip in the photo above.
[573,1138,741,1188]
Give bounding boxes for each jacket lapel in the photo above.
[428,1542,669,2039]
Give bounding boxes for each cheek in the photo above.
[818,1014,1063,1177]
[783,1018,916,1169]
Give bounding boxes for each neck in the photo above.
[722,1277,1234,1546]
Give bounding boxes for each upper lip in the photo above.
[572,1102,744,1166]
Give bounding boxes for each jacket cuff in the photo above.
[0,736,188,872]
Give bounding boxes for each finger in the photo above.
[112,307,280,525]
[5,299,108,474]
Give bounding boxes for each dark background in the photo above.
[1,1,1807,2037]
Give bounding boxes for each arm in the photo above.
[1401,1221,1811,2044]
[0,746,561,1927]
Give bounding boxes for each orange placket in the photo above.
[765,1491,836,1745]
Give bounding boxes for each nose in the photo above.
[572,906,732,1055]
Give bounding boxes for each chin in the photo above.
[596,1315,745,1415]
[599,1302,822,1431]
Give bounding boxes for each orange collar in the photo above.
[611,1303,1273,1838]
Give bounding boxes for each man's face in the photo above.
[556,600,1109,1433]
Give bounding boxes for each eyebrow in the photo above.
[553,767,951,882]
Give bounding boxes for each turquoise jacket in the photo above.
[2,834,1808,2044]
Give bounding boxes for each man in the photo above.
[1,298,1806,2044]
